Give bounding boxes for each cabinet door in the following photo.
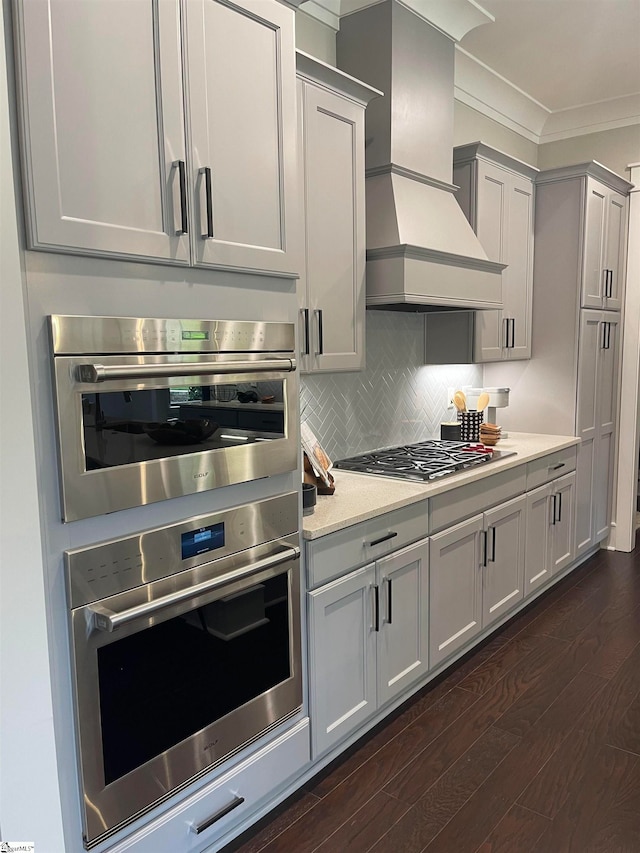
[594,315,620,542]
[302,84,366,372]
[472,163,534,363]
[603,191,626,311]
[185,0,298,276]
[525,483,553,596]
[504,174,534,360]
[474,161,508,362]
[551,472,576,573]
[308,565,377,757]
[15,0,189,263]
[575,310,601,556]
[429,516,483,668]
[376,539,429,708]
[483,495,526,627]
[582,179,608,309]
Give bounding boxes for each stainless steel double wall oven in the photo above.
[49,315,298,521]
[66,492,302,847]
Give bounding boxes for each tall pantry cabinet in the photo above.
[486,162,631,559]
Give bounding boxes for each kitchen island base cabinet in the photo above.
[308,538,429,758]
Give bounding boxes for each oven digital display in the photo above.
[181,523,225,559]
[182,330,209,341]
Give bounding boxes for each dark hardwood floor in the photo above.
[224,537,640,853]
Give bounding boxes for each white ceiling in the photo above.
[459,0,640,114]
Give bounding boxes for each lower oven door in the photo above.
[70,541,302,847]
[52,352,298,521]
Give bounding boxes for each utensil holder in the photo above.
[458,410,484,442]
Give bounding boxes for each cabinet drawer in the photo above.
[112,718,310,852]
[526,446,577,490]
[429,467,527,534]
[306,500,429,589]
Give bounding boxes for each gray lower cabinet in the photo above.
[525,472,576,596]
[429,494,526,669]
[308,538,429,757]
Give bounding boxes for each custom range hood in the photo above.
[337,0,505,311]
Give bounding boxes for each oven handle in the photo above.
[76,358,296,383]
[88,545,300,633]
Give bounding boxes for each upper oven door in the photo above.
[52,353,298,521]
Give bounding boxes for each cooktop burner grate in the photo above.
[333,439,509,482]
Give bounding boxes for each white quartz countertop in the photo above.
[302,432,580,540]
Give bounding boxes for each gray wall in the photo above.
[454,101,539,165]
[538,125,640,179]
[301,311,482,460]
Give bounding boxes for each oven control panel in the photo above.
[64,491,298,609]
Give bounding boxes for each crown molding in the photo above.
[454,47,549,143]
[540,94,640,143]
[299,0,494,38]
[297,0,341,30]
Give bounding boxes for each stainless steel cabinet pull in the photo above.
[76,358,296,383]
[316,309,324,356]
[607,322,612,350]
[482,530,488,567]
[173,160,188,235]
[510,318,516,349]
[387,577,393,624]
[551,494,557,525]
[503,317,510,349]
[602,268,608,298]
[200,166,214,239]
[557,491,563,523]
[374,585,380,632]
[601,322,607,350]
[190,796,245,834]
[490,526,497,562]
[302,308,310,356]
[89,545,300,632]
[549,463,565,471]
[368,531,398,547]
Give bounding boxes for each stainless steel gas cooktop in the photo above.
[333,440,516,483]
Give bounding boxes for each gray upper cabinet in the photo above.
[185,0,298,275]
[14,0,298,277]
[453,143,537,362]
[296,52,381,372]
[14,0,190,264]
[582,177,627,311]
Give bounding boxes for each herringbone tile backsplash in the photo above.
[301,311,482,461]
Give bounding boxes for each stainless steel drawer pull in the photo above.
[89,545,300,632]
[549,463,565,471]
[190,796,245,834]
[200,166,214,239]
[368,531,398,547]
[76,358,296,383]
[173,160,188,235]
